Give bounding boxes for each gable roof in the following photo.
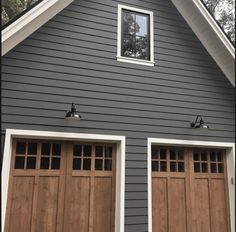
[171,0,235,87]
[1,0,235,86]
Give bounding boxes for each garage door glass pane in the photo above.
[40,157,50,169]
[16,142,26,154]
[51,158,60,169]
[74,145,82,157]
[28,143,37,155]
[26,157,36,169]
[15,157,25,169]
[41,143,51,156]
[52,144,61,156]
[73,158,81,170]
[83,159,91,170]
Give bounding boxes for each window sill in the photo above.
[117,56,155,66]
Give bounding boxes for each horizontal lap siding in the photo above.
[1,0,235,231]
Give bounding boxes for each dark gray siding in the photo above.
[1,0,235,231]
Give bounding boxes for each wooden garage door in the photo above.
[5,140,116,232]
[152,146,231,232]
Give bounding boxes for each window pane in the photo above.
[28,143,37,155]
[96,146,103,157]
[95,159,103,170]
[201,152,207,161]
[40,157,50,169]
[26,157,36,169]
[202,163,208,173]
[194,163,200,172]
[170,162,176,172]
[122,10,150,61]
[122,35,136,57]
[105,146,113,158]
[16,142,26,154]
[73,158,81,170]
[152,161,158,171]
[160,149,167,160]
[105,159,112,171]
[83,159,91,170]
[178,150,184,160]
[123,11,136,35]
[136,14,148,36]
[51,158,60,169]
[193,152,200,161]
[160,161,167,172]
[218,163,224,173]
[217,152,223,162]
[135,36,149,60]
[52,144,61,156]
[170,150,176,160]
[210,152,216,161]
[151,146,158,159]
[211,163,217,173]
[84,145,92,157]
[178,162,185,172]
[41,143,51,156]
[74,145,82,157]
[15,157,25,169]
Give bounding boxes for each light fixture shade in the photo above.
[65,103,82,120]
[190,115,209,129]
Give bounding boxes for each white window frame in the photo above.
[1,129,126,232]
[147,138,235,232]
[117,4,155,66]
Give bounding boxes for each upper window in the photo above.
[117,5,154,66]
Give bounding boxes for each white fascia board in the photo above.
[171,0,235,87]
[1,0,74,56]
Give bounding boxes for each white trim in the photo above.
[117,4,154,66]
[1,129,126,232]
[193,0,235,58]
[171,0,235,87]
[147,138,235,232]
[1,0,74,56]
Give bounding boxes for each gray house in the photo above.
[1,0,235,232]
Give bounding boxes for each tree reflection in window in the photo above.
[122,10,150,60]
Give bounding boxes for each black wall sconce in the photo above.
[65,103,82,120]
[190,115,209,129]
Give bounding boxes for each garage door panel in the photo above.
[169,178,187,232]
[192,178,211,232]
[9,176,34,232]
[152,147,230,232]
[65,177,90,232]
[210,179,229,232]
[152,178,168,232]
[35,177,60,232]
[93,177,113,232]
[6,140,115,232]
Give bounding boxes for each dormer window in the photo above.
[117,5,154,66]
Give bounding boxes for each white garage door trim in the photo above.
[147,138,235,232]
[2,129,126,232]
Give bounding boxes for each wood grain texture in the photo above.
[152,178,168,232]
[191,179,211,232]
[65,177,90,232]
[168,178,187,232]
[35,177,59,232]
[8,177,34,232]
